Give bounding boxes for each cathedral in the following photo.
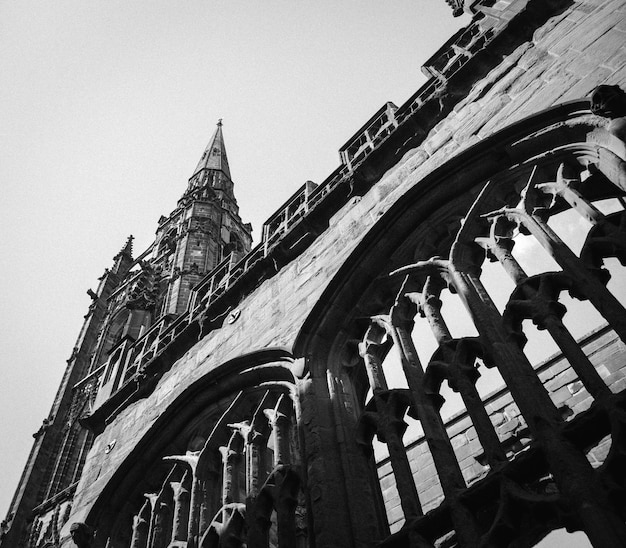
[3,0,626,546]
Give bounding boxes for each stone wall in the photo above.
[379,325,626,532]
[60,0,626,542]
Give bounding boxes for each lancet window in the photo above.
[324,102,626,547]
[89,362,305,548]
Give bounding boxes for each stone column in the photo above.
[501,205,626,343]
[411,278,506,467]
[129,501,150,548]
[170,470,191,542]
[447,258,626,547]
[219,431,244,507]
[383,299,481,545]
[265,397,292,467]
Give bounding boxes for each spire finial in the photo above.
[190,120,231,180]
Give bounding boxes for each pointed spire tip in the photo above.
[191,119,231,179]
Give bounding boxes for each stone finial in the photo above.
[590,85,626,119]
[591,84,626,142]
[446,0,464,17]
[69,522,93,548]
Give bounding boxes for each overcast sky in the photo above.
[0,0,473,520]
[0,3,602,546]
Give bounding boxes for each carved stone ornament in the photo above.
[69,522,93,548]
[590,84,626,119]
[591,84,626,141]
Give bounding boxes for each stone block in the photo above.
[386,502,404,525]
[379,473,396,492]
[415,468,440,492]
[414,462,437,484]
[571,396,594,416]
[545,367,578,392]
[497,417,520,439]
[567,380,584,395]
[550,385,574,407]
[421,487,444,512]
[446,415,473,438]
[451,433,468,448]
[503,403,520,420]
[557,9,621,56]
[610,377,626,394]
[582,30,626,67]
[486,393,515,415]
[453,440,479,463]
[588,437,612,463]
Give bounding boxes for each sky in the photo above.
[0,0,473,522]
[0,2,603,546]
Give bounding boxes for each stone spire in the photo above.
[191,119,231,180]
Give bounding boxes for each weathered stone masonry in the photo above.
[3,0,626,547]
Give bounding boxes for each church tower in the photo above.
[157,120,252,315]
[0,121,252,547]
[4,2,626,547]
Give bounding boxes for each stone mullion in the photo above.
[162,453,201,544]
[388,320,482,545]
[170,470,191,542]
[450,362,507,467]
[451,267,570,425]
[388,320,465,491]
[420,282,497,465]
[275,493,298,548]
[296,372,355,548]
[450,265,626,547]
[236,411,272,548]
[539,163,605,226]
[418,282,507,466]
[187,474,202,544]
[144,493,159,548]
[265,396,292,467]
[197,449,222,538]
[129,502,149,548]
[359,323,389,392]
[247,431,268,495]
[508,208,626,342]
[147,480,173,548]
[331,365,391,543]
[151,499,171,548]
[197,478,213,538]
[418,277,452,342]
[359,322,422,519]
[539,311,611,400]
[486,235,527,285]
[488,219,608,398]
[378,397,423,520]
[219,431,244,508]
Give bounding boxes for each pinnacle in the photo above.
[115,235,134,259]
[191,119,231,180]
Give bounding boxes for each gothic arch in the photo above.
[294,100,626,547]
[81,349,305,548]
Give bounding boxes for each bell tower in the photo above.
[154,120,253,315]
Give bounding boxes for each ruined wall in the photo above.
[56,0,626,544]
[380,325,626,532]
